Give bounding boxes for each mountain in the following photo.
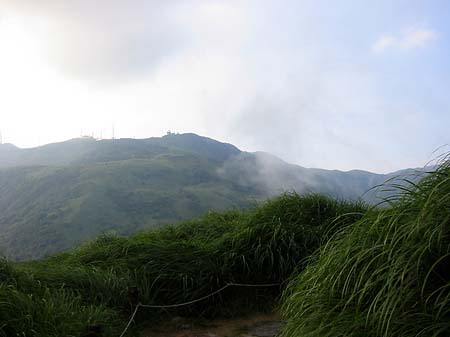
[0,133,425,260]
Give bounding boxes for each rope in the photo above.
[228,282,280,287]
[117,282,280,337]
[139,284,231,309]
[118,302,141,337]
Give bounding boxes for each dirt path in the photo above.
[143,312,283,337]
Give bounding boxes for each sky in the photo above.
[0,0,449,173]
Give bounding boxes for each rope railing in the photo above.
[118,282,281,337]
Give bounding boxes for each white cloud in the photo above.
[402,28,438,49]
[372,35,397,53]
[372,28,437,53]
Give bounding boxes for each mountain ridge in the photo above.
[0,135,416,175]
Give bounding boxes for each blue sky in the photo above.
[0,0,448,173]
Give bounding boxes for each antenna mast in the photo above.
[0,129,3,144]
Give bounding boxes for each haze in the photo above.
[0,0,449,173]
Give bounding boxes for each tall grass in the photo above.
[2,193,367,336]
[281,162,450,337]
[0,259,121,337]
[66,193,366,316]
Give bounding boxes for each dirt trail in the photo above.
[143,312,283,337]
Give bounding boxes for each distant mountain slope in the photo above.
[0,133,425,260]
[217,151,424,201]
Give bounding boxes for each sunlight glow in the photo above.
[0,14,90,146]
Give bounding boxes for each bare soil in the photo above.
[143,312,283,337]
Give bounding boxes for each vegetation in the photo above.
[0,193,366,336]
[0,134,260,260]
[0,133,419,260]
[281,161,450,337]
[0,259,120,337]
[2,137,444,337]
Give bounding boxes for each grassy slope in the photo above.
[0,193,367,337]
[0,155,262,260]
[0,134,424,260]
[281,163,449,337]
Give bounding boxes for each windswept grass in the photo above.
[0,259,120,337]
[282,162,450,337]
[2,193,367,336]
[61,194,366,315]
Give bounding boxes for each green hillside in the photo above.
[0,133,424,260]
[0,134,261,260]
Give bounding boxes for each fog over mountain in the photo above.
[0,133,427,260]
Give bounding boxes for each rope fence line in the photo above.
[139,284,230,309]
[118,282,281,337]
[119,303,140,337]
